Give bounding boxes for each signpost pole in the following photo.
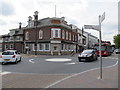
[84,12,105,79]
[99,15,102,79]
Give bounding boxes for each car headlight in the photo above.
[87,54,92,57]
[78,54,81,57]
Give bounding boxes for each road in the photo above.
[1,54,118,88]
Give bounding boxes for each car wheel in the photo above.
[96,57,98,60]
[2,62,6,65]
[19,57,22,62]
[78,58,81,62]
[15,59,18,64]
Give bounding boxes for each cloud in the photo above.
[0,19,7,25]
[0,1,15,16]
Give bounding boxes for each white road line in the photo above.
[65,62,83,65]
[0,71,11,75]
[29,59,35,63]
[45,60,118,89]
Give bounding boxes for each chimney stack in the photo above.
[34,11,39,21]
[28,16,32,21]
[19,22,22,29]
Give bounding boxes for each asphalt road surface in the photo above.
[1,54,118,88]
[2,54,118,74]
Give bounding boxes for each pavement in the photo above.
[47,63,118,88]
[1,53,119,88]
[46,54,119,88]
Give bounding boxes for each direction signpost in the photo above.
[84,12,105,79]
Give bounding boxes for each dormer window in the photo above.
[39,30,43,39]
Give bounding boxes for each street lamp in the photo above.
[84,12,105,79]
[34,11,39,55]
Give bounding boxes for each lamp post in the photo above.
[34,11,39,55]
[84,12,105,79]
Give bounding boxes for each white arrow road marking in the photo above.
[29,59,35,63]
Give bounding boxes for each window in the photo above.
[16,36,20,40]
[75,35,76,41]
[65,44,67,50]
[39,44,44,50]
[10,37,13,41]
[2,51,14,55]
[5,45,8,49]
[39,30,43,39]
[25,32,29,40]
[68,45,70,50]
[61,44,64,50]
[62,30,65,39]
[73,34,74,41]
[5,37,8,41]
[69,32,71,40]
[66,31,68,40]
[10,44,13,49]
[51,28,61,38]
[45,44,50,50]
[54,46,58,51]
[32,44,35,51]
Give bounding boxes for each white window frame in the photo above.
[32,44,35,51]
[44,43,50,51]
[69,32,71,40]
[39,30,43,39]
[62,30,65,39]
[25,32,29,40]
[66,31,68,40]
[51,28,61,38]
[39,43,44,51]
[53,45,58,51]
[73,34,74,41]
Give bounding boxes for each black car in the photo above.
[78,49,98,62]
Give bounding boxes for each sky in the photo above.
[0,0,119,44]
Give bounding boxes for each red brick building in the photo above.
[2,11,79,55]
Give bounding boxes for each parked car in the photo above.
[0,50,22,65]
[115,49,120,54]
[78,49,98,62]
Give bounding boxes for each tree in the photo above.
[113,34,120,48]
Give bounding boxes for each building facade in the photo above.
[2,11,98,55]
[2,11,78,55]
[0,36,2,52]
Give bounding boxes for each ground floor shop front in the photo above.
[25,40,78,55]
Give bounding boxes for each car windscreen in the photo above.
[82,50,92,54]
[2,52,14,55]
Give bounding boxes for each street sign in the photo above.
[84,25,100,31]
[100,12,105,23]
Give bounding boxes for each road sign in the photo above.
[84,25,100,31]
[100,12,105,23]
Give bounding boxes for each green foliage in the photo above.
[113,34,120,48]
